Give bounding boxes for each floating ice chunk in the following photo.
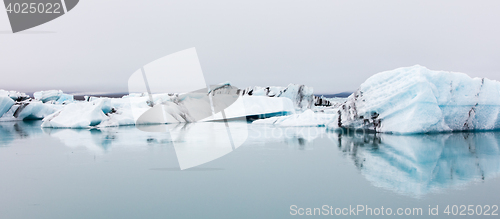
[41,98,111,128]
[1,90,60,121]
[0,94,15,118]
[36,86,300,128]
[16,101,60,120]
[125,87,295,125]
[0,90,30,101]
[56,93,74,104]
[34,90,63,103]
[0,100,62,121]
[33,90,74,104]
[207,96,295,121]
[96,107,135,128]
[253,109,335,127]
[328,65,500,133]
[241,84,328,110]
[279,84,314,110]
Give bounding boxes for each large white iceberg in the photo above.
[328,65,500,134]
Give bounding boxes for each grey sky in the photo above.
[1,0,500,94]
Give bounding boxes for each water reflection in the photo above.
[331,131,500,197]
[0,120,44,146]
[42,126,172,153]
[42,122,324,169]
[2,121,500,197]
[246,125,327,149]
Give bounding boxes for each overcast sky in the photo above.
[1,0,500,94]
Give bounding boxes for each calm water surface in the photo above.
[1,121,499,218]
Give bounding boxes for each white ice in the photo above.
[5,65,500,132]
[33,90,74,104]
[0,101,62,121]
[241,84,315,110]
[39,91,296,128]
[0,92,14,118]
[42,98,112,128]
[0,90,29,101]
[328,65,500,133]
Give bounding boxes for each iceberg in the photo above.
[0,90,63,121]
[0,90,30,102]
[0,93,15,118]
[41,98,112,128]
[33,90,74,104]
[56,93,74,104]
[6,66,500,133]
[208,95,294,121]
[1,100,61,121]
[241,84,331,110]
[37,83,297,129]
[41,93,295,128]
[121,48,328,128]
[33,90,62,103]
[96,108,135,128]
[126,83,295,125]
[328,65,500,134]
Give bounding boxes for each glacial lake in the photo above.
[1,120,500,218]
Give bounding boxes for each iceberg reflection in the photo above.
[330,131,500,197]
[4,120,499,197]
[139,119,249,170]
[41,122,324,167]
[42,126,173,154]
[0,120,44,146]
